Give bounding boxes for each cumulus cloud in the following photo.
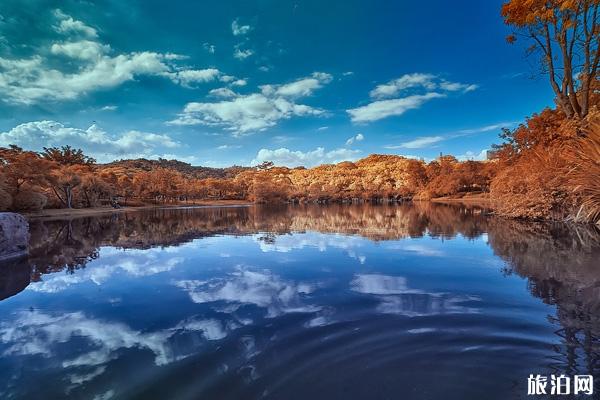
[0,120,180,163]
[209,87,238,98]
[53,9,98,38]
[0,10,223,105]
[170,68,222,87]
[251,146,360,167]
[348,73,477,123]
[345,133,364,145]
[168,73,332,135]
[231,19,252,36]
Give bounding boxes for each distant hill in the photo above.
[102,158,251,179]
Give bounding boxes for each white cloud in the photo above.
[349,73,478,123]
[251,146,360,167]
[439,80,478,92]
[231,19,252,36]
[209,87,238,98]
[170,68,221,87]
[456,149,489,161]
[233,46,254,60]
[231,79,247,86]
[369,73,437,99]
[346,133,364,145]
[169,73,332,135]
[385,135,445,149]
[369,73,477,100]
[457,122,515,134]
[50,40,109,60]
[383,122,515,151]
[217,144,242,150]
[53,9,97,38]
[317,126,329,131]
[100,105,117,111]
[261,72,332,98]
[0,11,223,105]
[219,75,235,83]
[347,93,445,123]
[0,120,180,163]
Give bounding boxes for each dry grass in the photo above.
[565,121,600,225]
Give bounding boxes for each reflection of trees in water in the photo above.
[3,203,600,378]
[24,203,492,277]
[487,219,600,378]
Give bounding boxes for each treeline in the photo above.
[0,144,498,212]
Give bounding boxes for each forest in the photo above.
[0,0,599,225]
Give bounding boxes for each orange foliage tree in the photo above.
[502,0,599,119]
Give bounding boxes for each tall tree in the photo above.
[0,145,53,195]
[502,0,599,119]
[42,145,96,166]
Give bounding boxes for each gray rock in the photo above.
[0,212,29,261]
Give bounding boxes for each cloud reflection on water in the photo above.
[351,274,480,316]
[175,267,321,317]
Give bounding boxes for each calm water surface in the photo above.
[0,203,599,399]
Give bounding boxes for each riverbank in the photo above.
[22,200,254,220]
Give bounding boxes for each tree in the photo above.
[0,145,53,196]
[49,165,84,208]
[80,173,112,207]
[42,145,96,166]
[502,0,599,119]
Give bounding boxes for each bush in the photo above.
[13,190,47,211]
[490,147,571,220]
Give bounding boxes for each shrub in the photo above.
[490,146,571,220]
[13,190,48,211]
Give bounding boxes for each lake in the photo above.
[0,203,599,399]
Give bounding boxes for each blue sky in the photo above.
[0,0,553,167]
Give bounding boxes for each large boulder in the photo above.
[0,212,29,261]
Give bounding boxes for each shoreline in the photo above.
[23,200,254,220]
[22,196,494,220]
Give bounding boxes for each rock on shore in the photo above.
[0,212,29,261]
